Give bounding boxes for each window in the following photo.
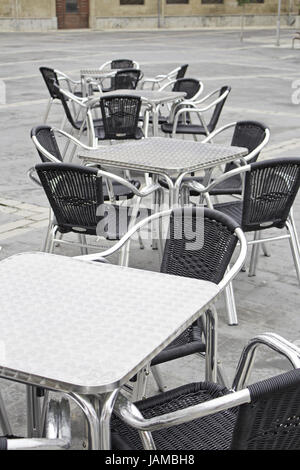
[166,0,189,3]
[120,0,144,4]
[201,0,223,4]
[66,0,79,12]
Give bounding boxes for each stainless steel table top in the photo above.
[96,89,186,105]
[0,252,219,394]
[79,137,247,175]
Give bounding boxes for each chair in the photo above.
[51,83,103,147]
[30,125,142,201]
[112,69,143,91]
[188,157,300,324]
[182,121,270,198]
[161,86,231,139]
[141,64,189,90]
[111,333,300,450]
[36,162,160,257]
[98,95,144,140]
[77,207,247,396]
[40,67,82,123]
[146,78,203,127]
[99,59,140,92]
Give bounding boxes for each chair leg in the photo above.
[132,364,150,401]
[224,274,238,325]
[79,234,88,255]
[151,365,166,393]
[248,231,261,277]
[43,98,53,123]
[286,220,300,286]
[26,386,42,438]
[262,242,271,257]
[0,391,12,435]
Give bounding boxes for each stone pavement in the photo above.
[0,27,300,448]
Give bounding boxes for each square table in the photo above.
[79,137,248,206]
[0,252,220,449]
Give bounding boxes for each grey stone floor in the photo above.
[0,27,300,449]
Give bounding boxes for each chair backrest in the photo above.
[241,157,300,232]
[40,67,61,100]
[52,83,80,130]
[36,162,104,234]
[172,78,201,100]
[208,86,231,132]
[231,368,300,450]
[224,121,268,173]
[100,95,142,140]
[31,126,63,163]
[160,207,239,284]
[113,69,142,90]
[111,59,135,70]
[176,64,189,79]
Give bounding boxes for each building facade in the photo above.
[0,0,297,31]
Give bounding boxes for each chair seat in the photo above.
[95,126,144,140]
[75,118,103,132]
[103,179,141,201]
[56,204,151,240]
[161,122,214,135]
[212,200,243,225]
[158,174,242,196]
[111,382,236,450]
[151,320,205,366]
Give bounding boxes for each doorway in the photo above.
[56,0,89,29]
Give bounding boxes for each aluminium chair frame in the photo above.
[168,87,231,139]
[187,161,300,325]
[111,333,300,451]
[141,65,188,90]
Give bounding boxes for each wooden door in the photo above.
[56,0,89,29]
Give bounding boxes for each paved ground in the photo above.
[0,27,300,449]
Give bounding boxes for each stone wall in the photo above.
[0,0,57,31]
[0,0,297,32]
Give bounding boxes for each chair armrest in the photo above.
[76,210,172,262]
[113,388,250,434]
[187,164,250,195]
[27,167,42,187]
[232,333,300,391]
[201,122,237,143]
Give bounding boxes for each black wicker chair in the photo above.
[30,125,141,201]
[100,59,139,92]
[98,95,144,140]
[161,85,231,139]
[189,157,300,323]
[40,67,83,123]
[112,69,143,91]
[150,207,241,372]
[145,78,203,127]
[111,334,300,450]
[159,121,270,196]
[36,162,157,255]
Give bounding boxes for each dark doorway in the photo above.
[56,0,89,29]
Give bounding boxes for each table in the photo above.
[88,89,186,137]
[0,252,220,449]
[79,137,248,206]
